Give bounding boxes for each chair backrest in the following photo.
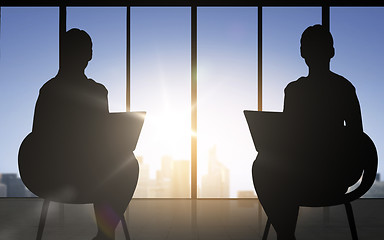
[305,132,378,207]
[343,132,378,202]
[244,110,378,207]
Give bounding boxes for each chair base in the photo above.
[36,199,130,240]
[262,203,358,240]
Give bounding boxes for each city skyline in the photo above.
[134,145,232,198]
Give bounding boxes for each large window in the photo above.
[130,7,191,198]
[67,7,127,113]
[1,3,383,198]
[0,7,59,197]
[66,8,131,199]
[263,7,321,111]
[197,7,257,198]
[331,7,384,197]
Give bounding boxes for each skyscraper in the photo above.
[153,156,174,197]
[0,183,7,197]
[172,160,190,197]
[0,173,26,197]
[161,155,173,179]
[201,146,230,197]
[133,156,151,197]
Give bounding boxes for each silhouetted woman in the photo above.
[19,29,138,240]
[253,25,364,240]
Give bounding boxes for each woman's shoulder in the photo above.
[329,72,356,91]
[284,76,307,93]
[86,78,108,95]
[39,77,59,95]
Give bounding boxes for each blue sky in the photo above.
[0,7,383,197]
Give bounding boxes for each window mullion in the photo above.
[191,5,197,199]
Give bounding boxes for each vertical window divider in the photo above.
[322,3,330,31]
[59,4,66,69]
[126,5,131,112]
[258,6,262,111]
[0,7,2,38]
[58,3,67,218]
[191,4,197,199]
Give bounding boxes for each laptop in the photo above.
[244,110,286,152]
[109,111,146,151]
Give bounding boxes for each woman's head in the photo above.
[61,28,93,71]
[300,24,334,68]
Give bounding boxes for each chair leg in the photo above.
[345,202,358,240]
[262,218,271,240]
[121,214,130,240]
[36,199,50,240]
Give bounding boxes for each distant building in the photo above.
[161,155,173,179]
[0,183,7,197]
[154,168,172,197]
[134,155,191,198]
[349,176,384,198]
[200,146,230,198]
[1,173,26,197]
[364,180,384,198]
[172,160,190,197]
[152,155,174,197]
[134,156,151,198]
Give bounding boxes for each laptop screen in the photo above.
[109,111,146,151]
[244,110,285,152]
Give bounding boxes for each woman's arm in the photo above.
[344,86,363,133]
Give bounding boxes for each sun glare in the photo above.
[135,109,191,163]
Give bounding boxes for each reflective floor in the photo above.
[0,198,384,240]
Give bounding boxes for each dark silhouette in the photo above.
[246,25,377,240]
[244,111,377,240]
[18,28,144,240]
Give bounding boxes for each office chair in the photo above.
[261,132,378,240]
[18,112,145,240]
[19,132,135,240]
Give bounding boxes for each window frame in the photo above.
[1,0,382,199]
